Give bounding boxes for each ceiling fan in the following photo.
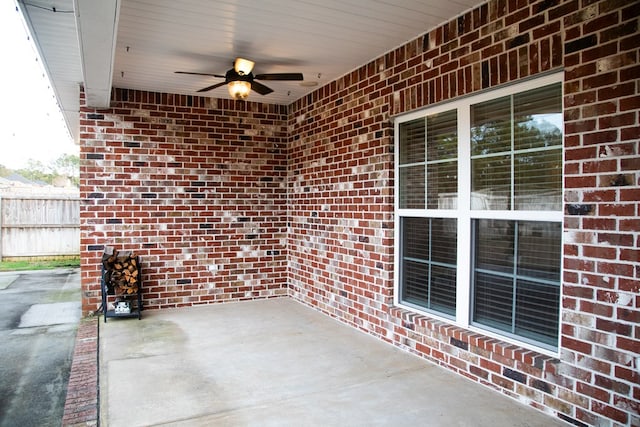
[175,57,303,100]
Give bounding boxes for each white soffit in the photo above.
[19,0,82,142]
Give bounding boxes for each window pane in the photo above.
[428,161,458,209]
[401,217,457,318]
[427,109,458,210]
[399,118,425,164]
[471,96,511,156]
[515,149,562,211]
[427,110,457,161]
[473,219,560,349]
[514,83,562,151]
[471,155,511,210]
[471,83,563,213]
[403,217,429,259]
[517,221,561,282]
[474,219,514,274]
[473,272,513,331]
[399,166,425,209]
[403,260,429,306]
[431,218,457,265]
[431,265,456,316]
[515,279,560,347]
[402,217,430,306]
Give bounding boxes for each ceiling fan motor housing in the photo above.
[225,68,253,83]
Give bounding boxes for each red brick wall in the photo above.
[80,90,289,313]
[288,1,639,426]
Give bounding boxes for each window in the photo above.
[395,73,563,352]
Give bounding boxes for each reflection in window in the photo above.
[471,83,562,211]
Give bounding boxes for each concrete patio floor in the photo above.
[100,298,568,426]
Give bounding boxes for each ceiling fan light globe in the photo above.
[234,58,255,75]
[228,80,251,100]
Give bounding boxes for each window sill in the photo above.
[389,305,560,372]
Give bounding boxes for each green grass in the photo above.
[0,257,80,271]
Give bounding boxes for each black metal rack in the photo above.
[101,262,142,322]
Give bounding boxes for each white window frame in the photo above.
[394,72,564,356]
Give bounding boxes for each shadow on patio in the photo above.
[99,298,566,426]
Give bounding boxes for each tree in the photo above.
[52,154,79,186]
[2,154,79,187]
[17,159,50,184]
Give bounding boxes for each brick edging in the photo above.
[62,316,99,427]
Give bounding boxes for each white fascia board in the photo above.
[73,0,120,108]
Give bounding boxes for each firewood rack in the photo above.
[101,253,143,322]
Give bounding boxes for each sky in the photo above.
[0,0,77,170]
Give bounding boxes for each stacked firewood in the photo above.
[102,247,140,295]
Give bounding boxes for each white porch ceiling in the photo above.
[18,0,482,142]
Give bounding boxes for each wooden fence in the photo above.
[0,195,80,260]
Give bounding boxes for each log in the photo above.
[102,248,140,295]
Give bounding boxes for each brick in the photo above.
[596,318,632,336]
[595,374,631,396]
[620,249,640,263]
[620,32,640,53]
[597,261,635,277]
[582,190,616,202]
[598,82,636,101]
[491,374,515,391]
[598,203,636,216]
[577,381,611,403]
[530,378,553,394]
[544,394,573,415]
[579,300,613,317]
[565,62,597,81]
[591,401,628,424]
[565,175,597,188]
[597,232,634,247]
[613,395,639,419]
[564,34,597,55]
[503,367,527,384]
[561,336,592,355]
[604,19,638,43]
[615,366,640,385]
[564,285,594,299]
[617,308,640,324]
[583,12,620,35]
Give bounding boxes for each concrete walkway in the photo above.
[0,268,81,427]
[100,298,568,426]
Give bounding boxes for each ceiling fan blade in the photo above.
[175,71,226,78]
[197,81,227,92]
[255,73,304,81]
[251,81,274,95]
